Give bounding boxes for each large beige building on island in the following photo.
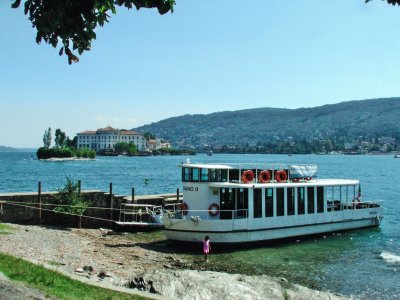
[77,126,146,151]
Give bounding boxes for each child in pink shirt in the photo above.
[203,236,211,262]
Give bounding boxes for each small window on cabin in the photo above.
[297,187,305,215]
[182,168,190,182]
[200,168,209,182]
[253,189,262,218]
[229,169,239,182]
[307,187,315,214]
[317,187,324,213]
[277,188,285,216]
[265,188,274,217]
[287,188,295,215]
[220,169,228,182]
[191,168,199,182]
[210,169,218,182]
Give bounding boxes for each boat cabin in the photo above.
[174,163,379,222]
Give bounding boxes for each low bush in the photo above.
[37,147,96,159]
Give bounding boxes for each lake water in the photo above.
[0,152,399,299]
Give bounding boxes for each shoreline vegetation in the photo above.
[37,147,96,160]
[0,253,148,300]
[0,224,347,300]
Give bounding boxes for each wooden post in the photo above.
[109,182,113,227]
[78,180,81,194]
[131,187,135,203]
[38,182,42,225]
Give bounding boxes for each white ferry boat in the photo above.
[152,162,383,244]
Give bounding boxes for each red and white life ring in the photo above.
[275,170,287,183]
[291,178,300,183]
[208,203,220,217]
[179,202,189,215]
[258,170,271,183]
[241,170,254,183]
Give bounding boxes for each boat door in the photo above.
[232,188,249,231]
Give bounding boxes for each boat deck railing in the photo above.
[162,200,383,220]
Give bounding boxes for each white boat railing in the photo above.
[160,203,248,220]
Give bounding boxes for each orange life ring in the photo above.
[208,203,220,217]
[241,170,254,183]
[179,202,189,215]
[275,170,287,183]
[258,170,271,183]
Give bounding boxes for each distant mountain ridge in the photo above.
[0,146,18,152]
[0,146,36,152]
[134,98,400,148]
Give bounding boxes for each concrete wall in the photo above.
[0,191,182,229]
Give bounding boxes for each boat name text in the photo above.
[184,186,198,192]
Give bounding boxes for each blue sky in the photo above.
[1,0,400,147]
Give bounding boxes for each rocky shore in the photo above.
[0,224,347,300]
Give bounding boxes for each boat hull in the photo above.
[163,216,382,244]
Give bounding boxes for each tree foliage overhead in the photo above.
[11,0,175,64]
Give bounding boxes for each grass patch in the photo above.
[0,223,15,235]
[0,253,150,300]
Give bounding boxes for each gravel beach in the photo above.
[0,224,348,300]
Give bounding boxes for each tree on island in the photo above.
[55,129,67,148]
[42,127,52,148]
[38,127,95,159]
[114,142,138,155]
[10,0,175,64]
[143,132,156,141]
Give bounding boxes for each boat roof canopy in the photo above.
[209,178,359,188]
[180,163,233,169]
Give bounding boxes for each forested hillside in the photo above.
[135,98,400,152]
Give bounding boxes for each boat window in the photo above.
[210,169,228,182]
[253,189,262,218]
[350,185,356,202]
[341,186,348,210]
[220,169,228,182]
[236,188,248,218]
[317,187,324,213]
[182,168,190,182]
[265,188,274,217]
[277,188,284,216]
[210,169,219,182]
[297,187,305,215]
[220,188,235,219]
[229,169,239,182]
[326,186,334,211]
[307,187,315,214]
[333,186,342,211]
[191,168,200,182]
[287,188,295,215]
[200,168,209,182]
